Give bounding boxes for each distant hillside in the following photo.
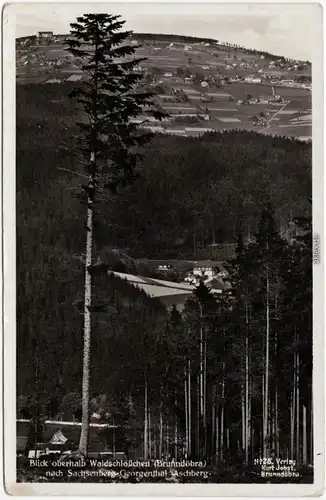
[17,82,311,260]
[16,31,311,139]
[16,31,311,64]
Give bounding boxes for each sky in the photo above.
[10,2,318,61]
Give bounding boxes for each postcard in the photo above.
[2,1,324,496]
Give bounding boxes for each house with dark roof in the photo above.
[18,419,132,458]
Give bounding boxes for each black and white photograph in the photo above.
[2,1,324,495]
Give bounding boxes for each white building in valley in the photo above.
[192,260,220,280]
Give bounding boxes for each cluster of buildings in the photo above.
[183,261,229,286]
[151,63,310,95]
[17,419,128,459]
[110,261,231,312]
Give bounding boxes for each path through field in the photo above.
[259,100,290,133]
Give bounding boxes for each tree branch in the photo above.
[57,167,89,179]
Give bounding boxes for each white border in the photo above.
[2,1,325,497]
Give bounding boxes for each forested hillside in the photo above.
[17,80,312,479]
[17,83,311,259]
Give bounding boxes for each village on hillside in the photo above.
[16,31,312,141]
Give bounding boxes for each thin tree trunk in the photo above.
[220,376,225,461]
[144,372,148,460]
[241,387,245,451]
[211,385,216,457]
[34,348,40,453]
[174,395,178,460]
[290,389,295,460]
[296,349,300,464]
[203,339,207,457]
[303,405,307,466]
[245,303,250,466]
[263,263,270,459]
[275,381,279,458]
[262,334,265,455]
[248,390,252,462]
[159,402,163,459]
[291,330,296,461]
[196,375,200,458]
[184,364,188,458]
[251,427,255,460]
[199,304,204,421]
[215,406,219,464]
[148,410,152,459]
[274,325,279,458]
[271,400,275,453]
[188,358,192,456]
[310,400,313,465]
[78,150,95,456]
[174,420,178,460]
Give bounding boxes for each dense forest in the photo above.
[134,33,218,44]
[17,80,312,480]
[17,83,311,259]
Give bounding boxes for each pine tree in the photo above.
[66,13,165,456]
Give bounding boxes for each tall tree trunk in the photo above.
[310,400,313,465]
[303,405,307,466]
[203,338,207,457]
[251,427,255,461]
[241,386,245,451]
[263,263,270,458]
[34,346,41,452]
[290,388,295,460]
[211,385,216,458]
[184,364,188,457]
[174,394,178,460]
[199,304,204,422]
[159,410,163,459]
[296,349,300,464]
[290,340,296,461]
[245,302,250,466]
[248,389,252,462]
[188,358,192,457]
[275,381,279,458]
[144,371,148,460]
[160,384,163,459]
[245,332,250,467]
[78,151,95,456]
[220,375,225,461]
[196,375,200,458]
[215,405,219,465]
[262,369,265,454]
[274,326,279,458]
[148,410,152,459]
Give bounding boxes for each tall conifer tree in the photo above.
[66,13,165,456]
